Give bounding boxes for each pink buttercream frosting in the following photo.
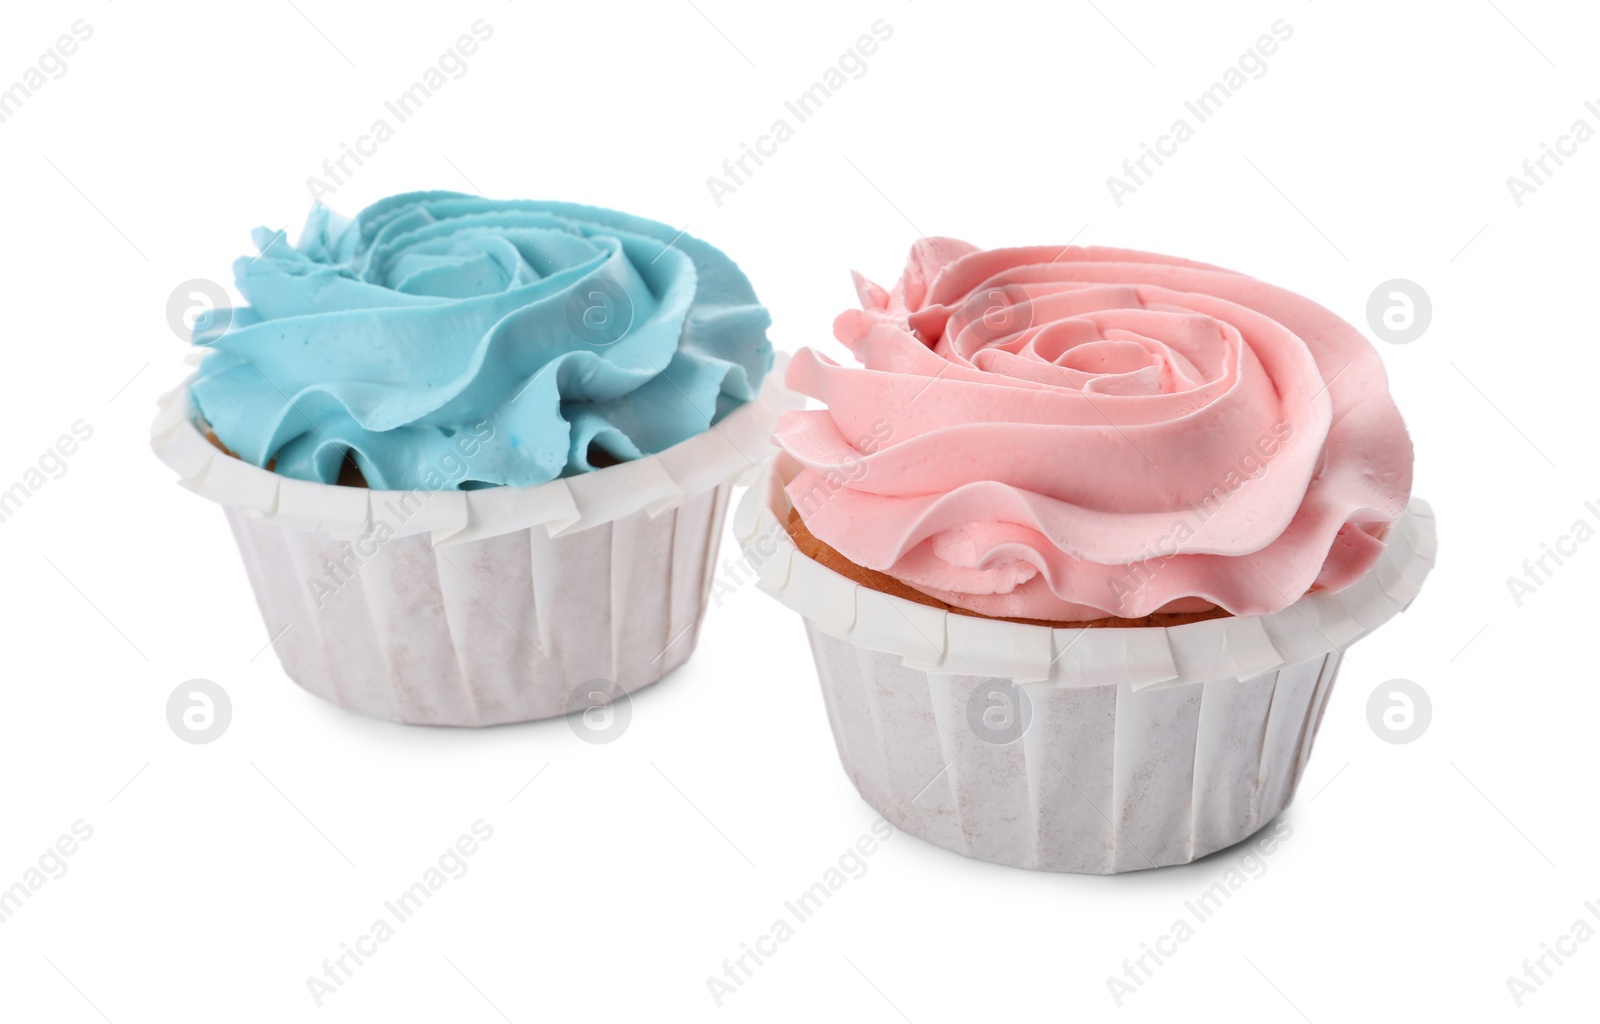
[776,239,1414,621]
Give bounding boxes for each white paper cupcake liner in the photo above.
[152,361,798,727]
[736,459,1436,872]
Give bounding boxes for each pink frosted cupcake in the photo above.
[738,238,1435,872]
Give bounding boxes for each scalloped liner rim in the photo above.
[736,460,1436,691]
[150,354,799,546]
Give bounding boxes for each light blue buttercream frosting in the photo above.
[189,192,773,490]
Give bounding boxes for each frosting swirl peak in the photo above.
[190,192,773,490]
[777,238,1413,620]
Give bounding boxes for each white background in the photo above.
[1,0,1595,1020]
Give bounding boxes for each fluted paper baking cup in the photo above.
[152,362,799,727]
[736,460,1436,872]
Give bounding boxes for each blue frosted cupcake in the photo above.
[154,192,790,727]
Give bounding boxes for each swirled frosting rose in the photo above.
[189,192,773,490]
[776,238,1413,621]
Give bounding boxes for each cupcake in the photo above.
[738,238,1436,872]
[153,192,792,727]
